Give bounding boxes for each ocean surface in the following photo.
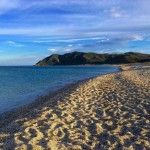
[0,66,118,115]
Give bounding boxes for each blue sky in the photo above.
[0,0,150,65]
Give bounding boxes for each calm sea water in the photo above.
[0,66,118,115]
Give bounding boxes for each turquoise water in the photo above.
[0,66,118,115]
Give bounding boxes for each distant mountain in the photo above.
[35,51,150,66]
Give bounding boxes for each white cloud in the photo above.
[132,35,144,41]
[2,41,24,47]
[33,40,52,43]
[33,37,106,43]
[111,7,122,18]
[105,6,127,18]
[97,38,110,43]
[0,0,21,14]
[3,41,16,45]
[48,48,57,52]
[56,37,107,42]
[0,26,77,36]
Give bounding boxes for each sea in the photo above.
[0,66,118,115]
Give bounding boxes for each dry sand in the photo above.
[0,65,150,150]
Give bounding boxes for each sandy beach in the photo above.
[0,65,150,150]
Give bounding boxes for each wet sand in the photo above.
[0,65,150,149]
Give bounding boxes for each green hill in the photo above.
[35,51,150,66]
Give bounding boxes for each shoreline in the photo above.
[0,66,120,128]
[0,64,149,149]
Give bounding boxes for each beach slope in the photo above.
[0,65,150,149]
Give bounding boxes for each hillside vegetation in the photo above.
[35,52,150,66]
